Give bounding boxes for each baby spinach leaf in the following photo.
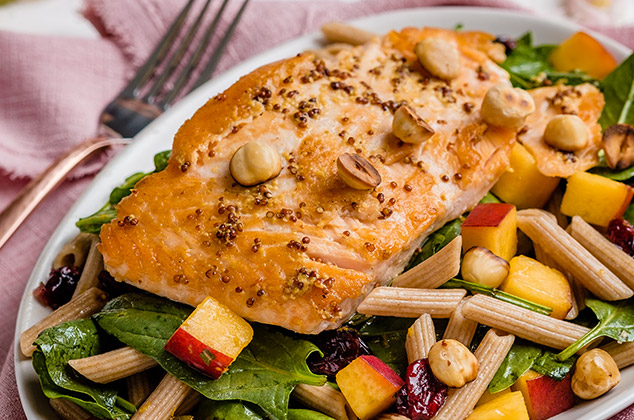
[288,409,335,420]
[488,340,576,393]
[500,32,598,89]
[405,218,463,270]
[94,293,326,420]
[558,298,634,360]
[32,319,134,420]
[197,399,267,420]
[76,150,171,233]
[599,52,634,129]
[479,192,501,204]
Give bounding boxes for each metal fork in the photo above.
[0,0,249,250]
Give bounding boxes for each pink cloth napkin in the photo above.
[1,0,634,419]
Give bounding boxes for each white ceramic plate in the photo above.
[15,7,632,420]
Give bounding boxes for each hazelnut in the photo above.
[572,349,620,400]
[428,339,479,388]
[481,84,535,130]
[392,105,435,145]
[415,37,461,80]
[337,153,381,190]
[461,246,510,288]
[603,123,634,170]
[230,141,282,186]
[544,115,589,152]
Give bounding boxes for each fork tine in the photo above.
[118,0,196,99]
[188,0,250,93]
[143,0,214,104]
[159,0,232,108]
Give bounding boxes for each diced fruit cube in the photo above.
[476,387,511,407]
[549,32,617,80]
[512,370,575,420]
[500,256,572,319]
[336,355,404,420]
[462,203,517,261]
[467,391,529,420]
[164,296,253,378]
[491,143,560,209]
[560,171,633,227]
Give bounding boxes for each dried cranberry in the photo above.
[308,328,371,379]
[494,35,517,54]
[396,359,448,420]
[608,218,634,256]
[33,266,81,309]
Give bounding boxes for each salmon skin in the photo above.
[99,27,516,334]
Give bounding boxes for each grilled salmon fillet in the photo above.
[99,27,517,334]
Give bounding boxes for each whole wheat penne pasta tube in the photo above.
[293,383,349,420]
[127,371,153,408]
[461,294,589,350]
[376,414,409,420]
[131,373,191,420]
[20,287,108,357]
[53,232,94,269]
[533,243,580,320]
[392,236,462,289]
[321,22,376,46]
[601,341,634,369]
[174,388,202,416]
[49,398,97,420]
[357,287,466,318]
[73,236,104,298]
[517,209,633,301]
[568,215,634,291]
[69,346,157,384]
[434,329,515,420]
[406,313,436,363]
[443,297,478,347]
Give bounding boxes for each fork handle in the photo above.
[0,137,124,250]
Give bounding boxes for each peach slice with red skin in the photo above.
[512,370,575,420]
[164,296,253,379]
[462,203,517,261]
[336,355,404,420]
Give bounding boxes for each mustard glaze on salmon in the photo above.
[99,28,518,334]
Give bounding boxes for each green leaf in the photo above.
[624,203,634,225]
[32,319,134,420]
[405,218,463,270]
[94,294,326,420]
[354,316,415,376]
[558,298,634,360]
[488,340,576,393]
[500,32,599,89]
[599,52,634,129]
[288,409,335,420]
[441,279,552,316]
[76,150,171,233]
[196,399,266,420]
[479,192,501,204]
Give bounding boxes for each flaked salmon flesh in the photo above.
[99,27,517,334]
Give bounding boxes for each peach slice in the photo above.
[462,203,517,261]
[549,32,617,80]
[336,355,404,420]
[512,370,575,420]
[164,296,253,378]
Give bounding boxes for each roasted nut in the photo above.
[572,348,620,400]
[603,123,634,170]
[392,105,435,144]
[461,246,510,288]
[544,115,589,152]
[481,84,535,130]
[230,141,282,186]
[415,37,461,80]
[428,339,479,388]
[337,153,381,190]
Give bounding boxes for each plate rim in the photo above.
[14,6,633,420]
